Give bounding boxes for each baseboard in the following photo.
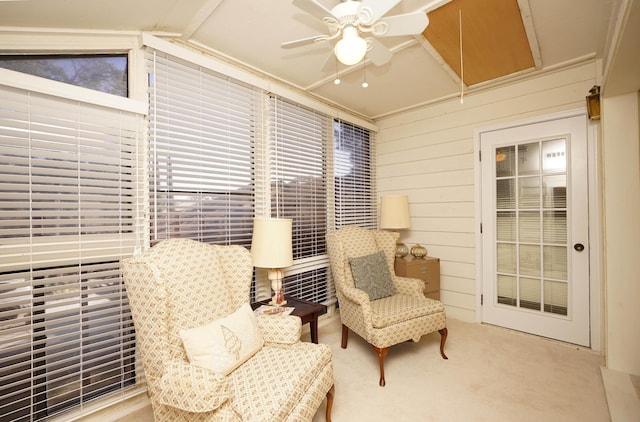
[601,367,640,421]
[63,388,151,422]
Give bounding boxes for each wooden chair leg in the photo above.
[439,327,449,359]
[341,324,349,349]
[325,384,335,422]
[372,346,389,387]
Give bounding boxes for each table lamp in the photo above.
[251,217,293,306]
[380,195,410,258]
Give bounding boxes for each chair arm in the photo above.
[338,286,375,338]
[394,275,424,297]
[340,286,373,321]
[256,314,301,345]
[156,360,231,413]
[341,285,371,306]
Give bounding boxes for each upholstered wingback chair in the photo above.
[121,238,334,421]
[326,225,448,387]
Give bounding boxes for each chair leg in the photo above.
[341,324,349,349]
[372,346,389,387]
[325,384,335,422]
[439,327,449,359]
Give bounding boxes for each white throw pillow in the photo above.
[179,303,264,376]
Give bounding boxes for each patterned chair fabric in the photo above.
[326,225,448,387]
[121,238,335,421]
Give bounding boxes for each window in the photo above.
[0,38,374,421]
[0,85,144,421]
[146,50,257,247]
[334,120,377,229]
[269,97,331,303]
[145,47,375,306]
[0,54,128,97]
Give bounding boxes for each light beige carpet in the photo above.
[108,315,611,422]
[312,316,609,422]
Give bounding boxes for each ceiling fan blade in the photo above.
[418,0,452,14]
[292,0,335,20]
[376,12,429,37]
[366,38,393,66]
[357,0,401,25]
[281,34,329,49]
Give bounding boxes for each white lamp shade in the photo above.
[380,195,410,229]
[335,26,367,66]
[251,218,293,268]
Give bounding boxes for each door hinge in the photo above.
[479,150,481,161]
[481,294,484,305]
[480,223,483,233]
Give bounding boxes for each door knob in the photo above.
[574,243,585,252]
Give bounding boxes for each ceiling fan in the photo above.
[282,0,450,67]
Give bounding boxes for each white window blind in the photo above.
[334,120,377,229]
[146,49,257,248]
[145,46,376,306]
[269,96,332,304]
[0,85,144,421]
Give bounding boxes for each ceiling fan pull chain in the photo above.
[459,9,464,104]
[362,61,368,88]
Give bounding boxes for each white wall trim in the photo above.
[474,129,483,323]
[374,53,596,120]
[475,109,586,135]
[50,386,149,422]
[0,29,148,113]
[587,118,603,352]
[0,67,147,115]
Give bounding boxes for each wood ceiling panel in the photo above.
[423,0,534,86]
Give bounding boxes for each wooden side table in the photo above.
[251,295,327,344]
[394,256,441,300]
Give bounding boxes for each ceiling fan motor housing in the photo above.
[330,1,378,29]
[284,0,436,68]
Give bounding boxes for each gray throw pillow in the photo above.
[349,250,396,301]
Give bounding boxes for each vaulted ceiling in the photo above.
[0,0,625,119]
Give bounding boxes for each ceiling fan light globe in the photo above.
[335,27,367,66]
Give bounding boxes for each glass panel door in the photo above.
[495,139,568,315]
[480,113,590,347]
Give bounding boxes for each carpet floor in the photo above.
[116,315,611,421]
[311,315,609,422]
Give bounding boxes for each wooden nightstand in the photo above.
[394,256,440,300]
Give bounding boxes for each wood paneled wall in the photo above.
[375,61,598,322]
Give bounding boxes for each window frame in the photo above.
[0,53,129,97]
[333,119,377,229]
[0,80,146,421]
[267,95,333,304]
[146,49,259,249]
[0,32,377,421]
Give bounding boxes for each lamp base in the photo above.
[269,297,287,306]
[268,269,286,306]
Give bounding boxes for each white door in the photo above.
[480,114,590,346]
